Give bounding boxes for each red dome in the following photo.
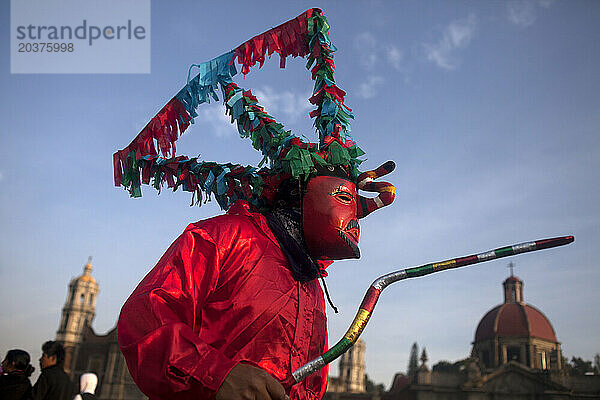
[475,302,557,342]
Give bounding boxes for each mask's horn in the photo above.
[357,161,396,219]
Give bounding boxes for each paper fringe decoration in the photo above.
[113,8,391,213]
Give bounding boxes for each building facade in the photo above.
[384,359,600,400]
[56,260,146,400]
[383,273,600,400]
[327,339,367,393]
[56,257,99,375]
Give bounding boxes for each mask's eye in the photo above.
[333,190,354,204]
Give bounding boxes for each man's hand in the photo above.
[216,364,288,400]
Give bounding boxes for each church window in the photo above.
[89,293,94,305]
[80,293,85,303]
[549,351,558,370]
[481,350,490,367]
[507,346,521,363]
[537,351,549,369]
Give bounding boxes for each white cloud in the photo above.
[357,76,385,99]
[252,87,312,122]
[448,16,477,48]
[199,102,236,138]
[354,32,378,69]
[386,45,403,71]
[507,0,537,27]
[424,13,477,70]
[196,87,312,138]
[507,0,555,27]
[353,34,403,98]
[354,32,404,71]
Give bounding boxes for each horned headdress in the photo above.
[113,8,395,217]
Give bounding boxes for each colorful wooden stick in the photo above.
[284,235,574,387]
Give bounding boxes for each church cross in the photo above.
[508,262,515,276]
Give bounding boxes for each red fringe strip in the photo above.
[233,8,319,75]
[309,84,350,110]
[113,97,192,186]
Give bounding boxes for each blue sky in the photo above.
[1,0,599,387]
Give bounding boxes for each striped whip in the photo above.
[281,235,574,388]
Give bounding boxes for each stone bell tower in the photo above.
[338,338,366,392]
[56,257,99,374]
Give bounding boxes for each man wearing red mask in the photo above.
[114,10,396,400]
[118,166,378,400]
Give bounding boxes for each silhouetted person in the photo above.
[0,349,35,400]
[31,341,74,400]
[73,373,97,400]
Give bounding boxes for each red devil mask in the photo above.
[302,175,360,260]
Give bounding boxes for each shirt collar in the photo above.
[226,200,332,275]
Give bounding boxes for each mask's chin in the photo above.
[337,229,361,259]
[304,219,362,261]
[319,229,360,260]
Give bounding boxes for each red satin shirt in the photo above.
[117,201,329,400]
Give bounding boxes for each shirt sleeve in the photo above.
[31,372,49,400]
[117,226,237,399]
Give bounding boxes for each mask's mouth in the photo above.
[343,219,360,243]
[337,219,360,258]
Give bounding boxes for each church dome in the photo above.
[472,270,562,371]
[474,274,557,343]
[475,302,557,342]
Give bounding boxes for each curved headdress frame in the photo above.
[113,8,395,216]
